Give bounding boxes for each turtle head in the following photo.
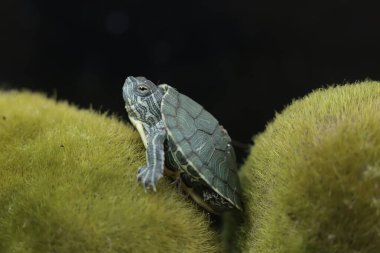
[123,76,158,105]
[123,76,163,125]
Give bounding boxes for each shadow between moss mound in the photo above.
[229,81,380,253]
[0,90,220,253]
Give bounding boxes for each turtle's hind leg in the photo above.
[169,173,190,197]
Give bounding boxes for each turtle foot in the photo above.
[170,176,181,187]
[170,175,189,198]
[137,165,163,192]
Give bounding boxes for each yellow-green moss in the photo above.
[0,90,220,253]
[236,81,380,253]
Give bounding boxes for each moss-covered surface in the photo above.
[234,81,380,253]
[0,90,220,253]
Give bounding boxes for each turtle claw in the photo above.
[137,165,162,192]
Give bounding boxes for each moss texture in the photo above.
[0,90,220,253]
[235,81,380,253]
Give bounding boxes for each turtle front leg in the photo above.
[137,124,166,192]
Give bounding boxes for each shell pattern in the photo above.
[161,85,243,211]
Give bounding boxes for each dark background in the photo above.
[1,0,379,162]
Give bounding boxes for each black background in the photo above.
[1,0,380,162]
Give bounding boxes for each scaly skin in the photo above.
[137,121,166,191]
[123,76,166,191]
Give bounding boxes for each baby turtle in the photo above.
[122,76,243,213]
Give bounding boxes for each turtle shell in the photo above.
[160,85,243,210]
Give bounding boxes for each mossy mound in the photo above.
[236,81,380,253]
[0,90,220,253]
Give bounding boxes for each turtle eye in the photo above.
[138,85,148,92]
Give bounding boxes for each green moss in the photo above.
[0,90,220,253]
[235,81,380,253]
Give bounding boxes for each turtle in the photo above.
[122,76,243,213]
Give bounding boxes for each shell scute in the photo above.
[175,150,188,165]
[177,107,196,139]
[186,165,199,177]
[201,168,215,183]
[214,178,226,194]
[163,89,179,106]
[188,153,203,169]
[208,150,226,179]
[165,115,177,128]
[194,110,218,135]
[169,127,184,142]
[164,102,176,116]
[213,127,230,151]
[179,94,203,118]
[178,140,193,157]
[190,130,214,164]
